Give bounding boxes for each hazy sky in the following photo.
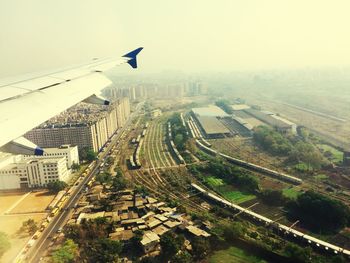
[1,0,350,77]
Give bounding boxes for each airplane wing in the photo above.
[0,47,143,155]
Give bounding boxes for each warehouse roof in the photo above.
[244,109,292,129]
[231,104,250,111]
[196,116,231,135]
[192,106,228,117]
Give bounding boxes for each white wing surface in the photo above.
[0,47,143,154]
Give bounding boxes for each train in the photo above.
[195,139,302,185]
[130,138,143,169]
[191,183,350,258]
[186,120,196,138]
[48,190,67,209]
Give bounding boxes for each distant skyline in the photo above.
[1,0,350,77]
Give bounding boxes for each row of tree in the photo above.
[286,190,350,233]
[190,158,259,193]
[253,125,326,170]
[215,99,233,114]
[169,113,189,151]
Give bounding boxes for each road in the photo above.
[24,102,143,263]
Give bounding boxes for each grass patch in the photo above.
[314,174,329,181]
[209,246,267,263]
[205,176,224,187]
[294,162,310,172]
[283,187,301,200]
[317,144,343,163]
[220,189,255,204]
[204,177,256,204]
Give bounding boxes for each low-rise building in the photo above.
[244,109,297,134]
[0,156,69,189]
[24,144,79,169]
[141,231,160,253]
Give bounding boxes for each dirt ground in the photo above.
[0,190,54,263]
[0,192,26,214]
[0,213,47,263]
[11,190,55,213]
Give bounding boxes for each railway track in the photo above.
[135,118,208,213]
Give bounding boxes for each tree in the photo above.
[174,134,184,149]
[86,150,97,162]
[111,175,127,191]
[71,163,80,171]
[173,251,192,263]
[0,232,11,257]
[286,191,350,233]
[51,239,79,263]
[95,172,112,185]
[219,222,245,242]
[160,232,183,258]
[20,219,38,235]
[284,243,312,262]
[47,181,67,193]
[79,147,89,161]
[215,100,234,114]
[82,238,122,263]
[260,189,286,206]
[129,230,143,254]
[191,237,210,260]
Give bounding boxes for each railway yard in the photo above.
[122,115,208,215]
[114,102,350,259]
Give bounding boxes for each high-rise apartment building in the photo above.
[24,98,130,152]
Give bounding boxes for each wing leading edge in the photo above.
[0,47,143,155]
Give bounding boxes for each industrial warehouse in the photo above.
[191,106,232,138]
[190,104,297,139]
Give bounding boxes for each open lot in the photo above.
[0,213,47,263]
[11,190,55,213]
[0,190,54,262]
[0,192,27,214]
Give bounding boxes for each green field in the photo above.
[205,176,225,187]
[221,190,256,204]
[294,162,309,172]
[317,144,343,163]
[314,174,329,181]
[283,187,301,200]
[209,246,267,263]
[204,176,255,204]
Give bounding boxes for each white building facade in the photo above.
[24,144,79,169]
[0,157,69,190]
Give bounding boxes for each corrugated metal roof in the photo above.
[192,105,228,117]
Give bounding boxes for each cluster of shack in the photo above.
[67,184,211,256]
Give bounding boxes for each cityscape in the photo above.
[1,1,350,263]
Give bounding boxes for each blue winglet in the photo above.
[122,47,143,68]
[34,147,44,156]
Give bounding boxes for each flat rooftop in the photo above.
[244,109,292,129]
[231,104,250,111]
[192,105,228,117]
[196,116,231,135]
